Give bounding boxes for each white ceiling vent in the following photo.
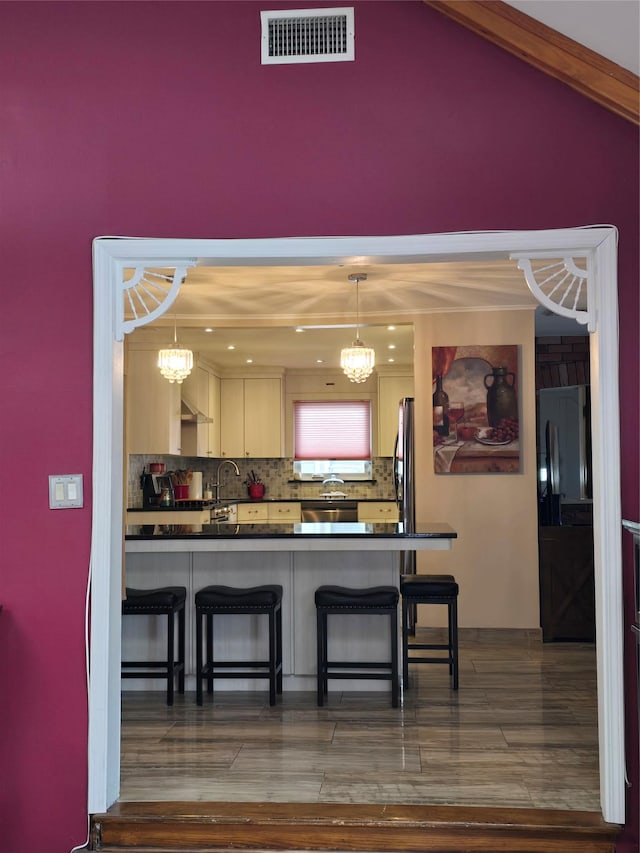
[261,7,354,65]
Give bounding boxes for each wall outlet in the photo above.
[49,474,84,509]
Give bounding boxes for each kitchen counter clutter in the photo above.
[123,520,456,694]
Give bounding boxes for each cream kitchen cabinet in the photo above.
[227,502,301,523]
[220,377,283,458]
[268,502,301,522]
[357,501,399,522]
[229,502,269,523]
[125,348,182,455]
[377,373,414,456]
[181,362,220,457]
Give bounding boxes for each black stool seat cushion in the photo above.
[123,586,186,611]
[400,574,458,597]
[315,585,399,609]
[196,584,283,608]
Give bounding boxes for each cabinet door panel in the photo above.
[237,503,269,522]
[220,379,245,457]
[357,502,398,522]
[244,378,283,457]
[126,350,181,455]
[208,373,221,457]
[268,502,301,522]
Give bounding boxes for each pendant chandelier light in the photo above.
[158,318,193,384]
[340,273,375,383]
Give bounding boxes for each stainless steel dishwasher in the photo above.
[300,500,358,523]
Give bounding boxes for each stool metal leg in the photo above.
[167,609,175,706]
[316,607,328,708]
[276,603,283,694]
[391,607,399,708]
[177,605,185,694]
[206,613,214,695]
[196,609,204,706]
[268,606,277,706]
[451,598,459,690]
[402,597,410,688]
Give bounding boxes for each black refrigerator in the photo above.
[394,397,416,576]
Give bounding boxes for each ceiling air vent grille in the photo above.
[261,7,354,65]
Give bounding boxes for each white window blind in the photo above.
[294,400,371,460]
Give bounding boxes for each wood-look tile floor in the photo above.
[120,630,599,811]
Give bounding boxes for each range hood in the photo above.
[181,394,213,424]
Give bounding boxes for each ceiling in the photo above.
[505,1,640,75]
[127,257,584,371]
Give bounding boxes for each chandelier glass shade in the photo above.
[340,339,375,383]
[158,320,193,384]
[340,274,375,383]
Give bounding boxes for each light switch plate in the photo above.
[49,474,84,509]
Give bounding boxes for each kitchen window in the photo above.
[293,400,372,480]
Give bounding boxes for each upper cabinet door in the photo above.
[219,377,284,458]
[219,378,245,457]
[244,378,283,458]
[126,349,181,455]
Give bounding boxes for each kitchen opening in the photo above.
[89,229,624,826]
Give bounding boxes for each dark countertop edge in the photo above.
[125,526,457,541]
[125,534,456,541]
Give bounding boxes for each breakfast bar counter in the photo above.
[125,521,456,552]
[123,522,457,693]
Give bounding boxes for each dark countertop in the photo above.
[125,521,456,540]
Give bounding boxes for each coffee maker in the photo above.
[141,472,161,507]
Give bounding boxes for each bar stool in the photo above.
[315,585,399,708]
[400,574,459,689]
[121,586,186,706]
[195,584,283,706]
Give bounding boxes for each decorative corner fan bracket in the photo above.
[511,252,594,333]
[117,261,196,340]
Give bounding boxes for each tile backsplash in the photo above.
[128,455,395,507]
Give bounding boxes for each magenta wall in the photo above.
[0,3,637,851]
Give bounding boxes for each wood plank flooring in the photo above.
[120,629,600,812]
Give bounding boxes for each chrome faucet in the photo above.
[214,459,240,502]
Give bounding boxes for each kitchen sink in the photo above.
[300,500,358,523]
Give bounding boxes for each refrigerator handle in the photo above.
[393,432,399,497]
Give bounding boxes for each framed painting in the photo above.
[432,345,520,474]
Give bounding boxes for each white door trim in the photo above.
[89,227,624,824]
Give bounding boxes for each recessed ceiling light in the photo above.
[388,344,396,350]
[227,345,235,350]
[388,358,395,363]
[387,325,396,331]
[204,328,214,333]
[316,359,324,363]
[295,327,304,333]
[246,358,253,364]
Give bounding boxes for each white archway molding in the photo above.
[90,227,624,824]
